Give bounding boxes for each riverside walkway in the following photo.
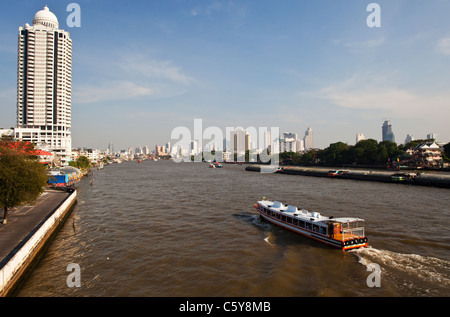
[0,189,72,266]
[246,165,450,188]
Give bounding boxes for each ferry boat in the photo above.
[254,199,367,251]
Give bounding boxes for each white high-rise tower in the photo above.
[14,6,72,165]
[303,127,313,151]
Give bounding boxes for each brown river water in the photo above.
[17,160,450,297]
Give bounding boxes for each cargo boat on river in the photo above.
[254,199,367,251]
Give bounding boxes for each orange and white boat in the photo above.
[254,199,368,251]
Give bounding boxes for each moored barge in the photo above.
[254,199,367,251]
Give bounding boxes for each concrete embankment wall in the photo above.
[0,189,77,296]
[246,165,450,188]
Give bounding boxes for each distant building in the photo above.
[14,6,73,165]
[382,120,395,143]
[230,129,250,155]
[303,127,313,151]
[190,139,200,156]
[0,128,14,138]
[108,142,114,154]
[407,141,443,168]
[404,134,414,145]
[281,132,300,153]
[427,133,438,141]
[356,133,365,144]
[156,145,166,156]
[262,131,271,153]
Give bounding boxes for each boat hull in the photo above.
[256,205,367,251]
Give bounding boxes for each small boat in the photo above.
[137,159,143,163]
[391,172,416,182]
[210,162,223,168]
[254,199,367,251]
[328,170,347,177]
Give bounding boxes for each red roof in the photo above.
[33,149,54,156]
[0,141,53,156]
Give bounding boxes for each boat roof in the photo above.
[257,200,363,223]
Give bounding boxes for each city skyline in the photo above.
[0,1,449,151]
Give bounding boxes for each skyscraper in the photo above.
[356,133,366,144]
[427,133,438,141]
[382,120,395,143]
[404,134,414,145]
[230,129,250,155]
[14,6,72,165]
[303,127,313,150]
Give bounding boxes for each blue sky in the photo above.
[1,0,449,150]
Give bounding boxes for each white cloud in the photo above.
[190,1,225,16]
[188,1,247,27]
[331,36,385,52]
[437,37,450,55]
[304,72,450,118]
[73,52,195,104]
[345,36,385,49]
[119,54,194,85]
[73,81,159,104]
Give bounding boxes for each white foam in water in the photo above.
[351,246,450,288]
[264,233,275,247]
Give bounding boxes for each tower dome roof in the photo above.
[32,6,59,29]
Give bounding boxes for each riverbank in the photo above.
[246,165,450,189]
[0,188,77,296]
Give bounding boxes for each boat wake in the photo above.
[350,246,450,296]
[233,213,275,246]
[264,233,275,247]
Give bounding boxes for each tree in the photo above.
[318,142,350,165]
[299,150,318,166]
[0,141,48,224]
[443,143,450,163]
[350,139,379,165]
[69,156,91,170]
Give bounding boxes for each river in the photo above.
[17,160,450,297]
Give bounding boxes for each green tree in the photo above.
[0,141,48,224]
[280,151,297,165]
[68,160,78,168]
[76,156,90,170]
[299,150,318,166]
[349,139,379,165]
[443,142,450,163]
[319,142,350,165]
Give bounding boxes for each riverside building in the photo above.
[14,6,72,165]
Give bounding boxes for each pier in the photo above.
[246,165,450,189]
[0,188,77,296]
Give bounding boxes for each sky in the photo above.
[0,0,449,151]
